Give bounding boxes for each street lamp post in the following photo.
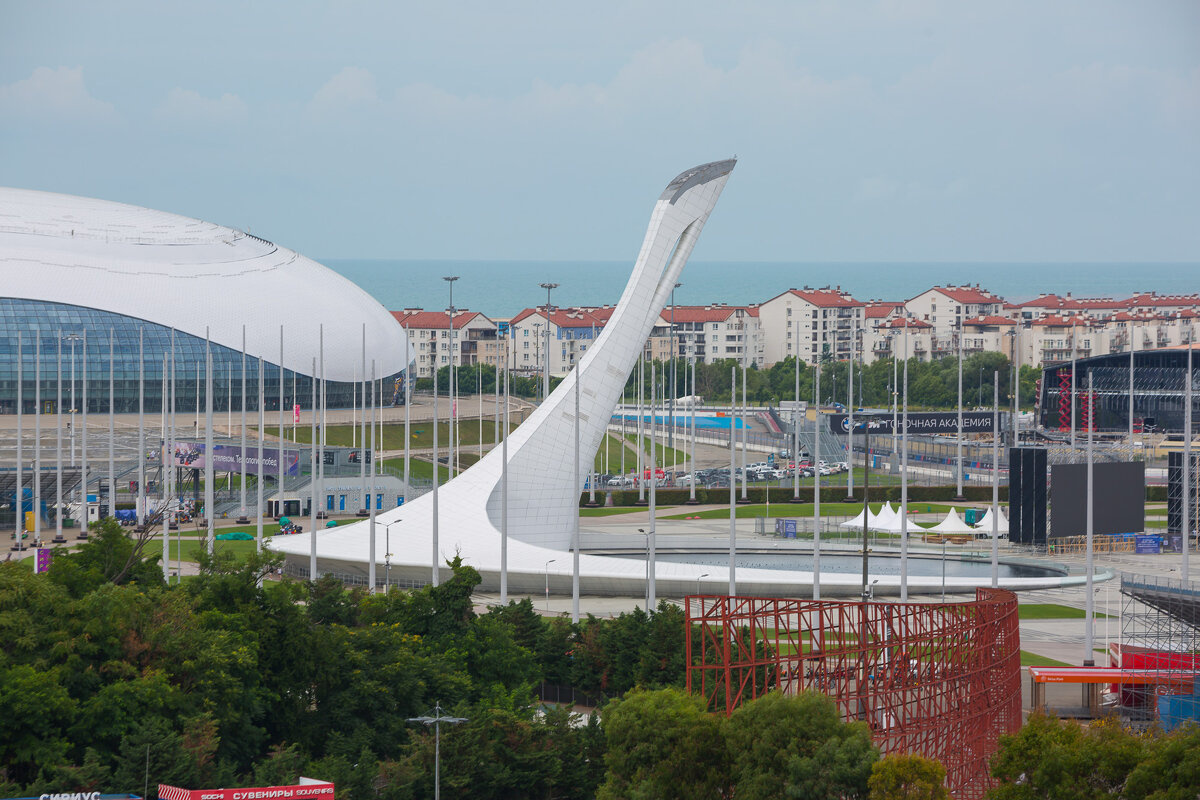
[696,572,709,597]
[444,276,458,474]
[857,417,873,603]
[669,282,681,450]
[383,519,403,589]
[539,282,558,400]
[406,703,468,800]
[544,558,556,612]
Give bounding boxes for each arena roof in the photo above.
[0,188,411,382]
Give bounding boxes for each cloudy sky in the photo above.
[2,1,1197,263]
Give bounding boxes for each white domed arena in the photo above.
[0,188,413,414]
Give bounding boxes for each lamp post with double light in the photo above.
[407,703,467,800]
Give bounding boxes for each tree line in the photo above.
[410,353,1041,411]
[3,519,1194,800]
[0,519,679,800]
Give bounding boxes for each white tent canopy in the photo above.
[931,508,976,534]
[840,505,880,530]
[873,502,899,532]
[977,507,1009,534]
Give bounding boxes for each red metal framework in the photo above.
[685,589,1021,800]
[1080,389,1095,432]
[1058,370,1073,432]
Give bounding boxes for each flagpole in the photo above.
[432,354,441,587]
[814,364,822,600]
[369,359,377,592]
[256,355,264,586]
[204,332,214,553]
[728,366,737,597]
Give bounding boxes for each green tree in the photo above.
[598,687,727,800]
[724,691,877,800]
[988,714,1147,800]
[869,754,948,800]
[47,516,162,597]
[1120,723,1200,800]
[0,664,77,786]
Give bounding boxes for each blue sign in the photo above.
[1135,534,1162,554]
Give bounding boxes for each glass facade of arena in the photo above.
[0,299,406,414]
[1039,350,1198,433]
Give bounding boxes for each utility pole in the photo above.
[539,282,558,400]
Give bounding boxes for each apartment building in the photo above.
[392,309,499,378]
[662,304,763,366]
[860,301,908,364]
[509,306,608,377]
[1010,294,1125,322]
[960,316,1018,360]
[905,286,1004,358]
[759,287,864,365]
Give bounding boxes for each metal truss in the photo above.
[686,589,1021,800]
[1118,572,1200,726]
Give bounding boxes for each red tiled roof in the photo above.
[392,309,488,330]
[1013,294,1124,310]
[879,317,931,329]
[1126,293,1200,308]
[510,306,608,329]
[1112,311,1164,322]
[658,305,761,323]
[1030,315,1081,327]
[784,288,862,308]
[865,302,905,319]
[928,285,1001,304]
[963,316,1016,326]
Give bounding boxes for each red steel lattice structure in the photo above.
[1058,370,1073,432]
[686,588,1021,800]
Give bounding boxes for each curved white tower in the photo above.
[269,161,1081,597]
[271,160,736,581]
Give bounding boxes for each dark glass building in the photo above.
[1039,349,1197,433]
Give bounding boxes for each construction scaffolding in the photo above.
[1117,572,1200,730]
[685,589,1021,800]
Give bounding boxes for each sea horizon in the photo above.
[323,259,1200,319]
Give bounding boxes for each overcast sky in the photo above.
[2,1,1197,263]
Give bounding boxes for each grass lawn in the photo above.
[595,433,638,473]
[624,435,687,470]
[178,537,263,563]
[1018,603,1111,620]
[1021,651,1072,667]
[662,502,955,521]
[379,456,454,482]
[1145,518,1166,528]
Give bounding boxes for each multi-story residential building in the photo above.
[759,287,864,365]
[905,286,1004,356]
[508,306,607,377]
[662,304,764,366]
[961,316,1018,360]
[392,309,498,378]
[874,317,933,362]
[1010,294,1125,322]
[861,301,908,364]
[1125,293,1200,317]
